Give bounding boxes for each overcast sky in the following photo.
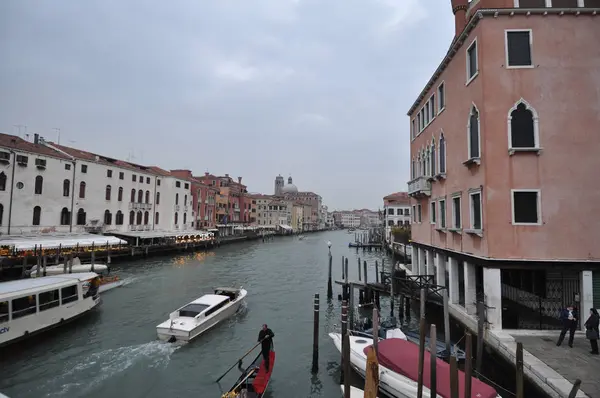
[0,0,454,210]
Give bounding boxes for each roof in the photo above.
[191,294,229,307]
[0,133,71,160]
[0,234,127,251]
[112,231,212,239]
[372,339,498,398]
[0,272,98,298]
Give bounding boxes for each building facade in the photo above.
[407,1,600,331]
[383,192,411,243]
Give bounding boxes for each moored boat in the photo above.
[0,272,102,348]
[157,287,247,343]
[29,257,109,278]
[329,333,500,398]
[221,347,275,398]
[340,385,377,397]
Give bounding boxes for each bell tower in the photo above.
[274,175,284,196]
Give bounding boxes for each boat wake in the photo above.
[41,341,179,397]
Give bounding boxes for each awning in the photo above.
[279,225,292,230]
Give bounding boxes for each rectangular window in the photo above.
[430,95,436,120]
[430,201,436,224]
[146,177,151,184]
[512,190,541,225]
[0,301,7,323]
[452,196,461,229]
[61,285,79,304]
[81,164,87,173]
[185,183,189,189]
[176,181,181,188]
[12,296,37,319]
[412,205,416,222]
[439,199,446,229]
[506,30,533,68]
[39,289,60,311]
[107,169,112,178]
[469,191,482,230]
[417,204,422,223]
[517,0,546,6]
[388,208,394,215]
[551,0,578,6]
[466,39,478,82]
[411,119,416,139]
[119,172,124,180]
[65,163,71,170]
[132,175,137,182]
[157,179,161,186]
[425,103,430,125]
[437,82,445,112]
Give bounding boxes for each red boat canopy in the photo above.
[365,339,497,398]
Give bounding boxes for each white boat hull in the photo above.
[98,280,124,293]
[0,295,101,348]
[156,289,247,343]
[30,263,108,277]
[340,385,377,397]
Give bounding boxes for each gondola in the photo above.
[221,347,275,398]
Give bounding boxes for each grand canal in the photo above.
[1,230,541,398]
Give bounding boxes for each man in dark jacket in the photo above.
[258,324,275,372]
[557,304,578,347]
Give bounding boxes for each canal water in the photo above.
[1,230,542,398]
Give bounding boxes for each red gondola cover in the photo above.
[252,350,275,394]
[365,339,497,398]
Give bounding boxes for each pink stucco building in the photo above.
[407,1,600,331]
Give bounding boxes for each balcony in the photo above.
[174,205,180,211]
[129,202,152,211]
[408,176,431,198]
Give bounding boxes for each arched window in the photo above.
[76,208,86,225]
[0,172,6,191]
[129,210,135,225]
[118,187,123,201]
[32,206,41,225]
[63,179,70,197]
[0,203,3,225]
[144,211,149,225]
[508,99,538,150]
[155,212,160,225]
[183,213,187,225]
[175,193,179,205]
[130,189,136,202]
[105,185,111,201]
[104,210,112,225]
[116,210,124,225]
[411,158,416,180]
[137,189,143,203]
[439,133,446,174]
[35,175,43,195]
[156,192,160,205]
[79,181,86,198]
[174,212,178,225]
[60,207,70,225]
[467,104,480,159]
[145,190,150,204]
[431,138,436,177]
[184,195,187,206]
[136,211,142,225]
[420,149,425,177]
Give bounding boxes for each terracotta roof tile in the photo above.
[0,133,71,160]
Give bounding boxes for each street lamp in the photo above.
[327,240,332,253]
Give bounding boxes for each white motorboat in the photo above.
[0,272,102,348]
[97,275,124,293]
[157,287,247,343]
[340,385,377,397]
[29,257,108,278]
[329,333,500,398]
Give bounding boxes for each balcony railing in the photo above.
[408,176,431,197]
[175,205,180,211]
[129,202,152,210]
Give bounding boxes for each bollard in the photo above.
[375,261,379,284]
[340,300,348,383]
[42,255,47,277]
[430,324,437,398]
[341,256,345,279]
[311,293,319,374]
[358,257,361,281]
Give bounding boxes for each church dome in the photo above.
[282,176,298,194]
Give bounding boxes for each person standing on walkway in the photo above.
[258,324,274,372]
[585,308,600,355]
[557,304,578,347]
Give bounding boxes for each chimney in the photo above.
[238,177,242,184]
[34,133,39,144]
[205,172,209,177]
[451,0,468,37]
[225,173,229,178]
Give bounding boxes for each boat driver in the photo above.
[257,324,274,372]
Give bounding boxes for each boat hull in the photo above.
[29,264,109,277]
[98,279,124,293]
[0,295,101,348]
[340,385,377,397]
[157,290,246,343]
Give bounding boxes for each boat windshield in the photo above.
[179,303,210,317]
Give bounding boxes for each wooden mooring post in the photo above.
[476,301,485,378]
[516,342,524,398]
[42,255,47,277]
[311,293,319,374]
[449,354,459,398]
[340,300,348,383]
[341,256,345,279]
[372,307,379,354]
[443,290,451,355]
[343,331,351,398]
[327,253,333,300]
[465,333,473,398]
[568,380,583,398]
[429,324,437,398]
[358,257,361,281]
[417,288,427,398]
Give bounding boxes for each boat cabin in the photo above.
[0,272,99,326]
[176,294,233,319]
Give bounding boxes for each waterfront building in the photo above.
[407,0,600,332]
[169,170,219,229]
[203,174,248,224]
[273,175,324,231]
[340,211,361,229]
[383,192,411,243]
[358,209,381,228]
[327,212,335,227]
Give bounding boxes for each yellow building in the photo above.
[291,202,304,232]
